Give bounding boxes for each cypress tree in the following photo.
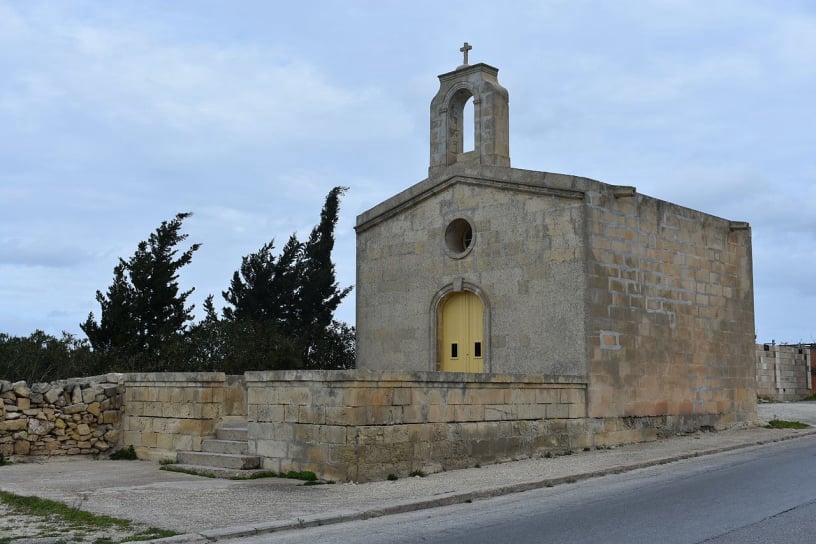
[81,212,200,365]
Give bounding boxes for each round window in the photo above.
[445,218,474,257]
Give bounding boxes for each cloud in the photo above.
[0,238,94,269]
[0,0,813,345]
[0,3,413,175]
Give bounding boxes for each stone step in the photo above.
[176,451,260,470]
[201,438,248,455]
[162,464,292,481]
[215,426,248,442]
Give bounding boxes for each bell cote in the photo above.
[429,46,510,177]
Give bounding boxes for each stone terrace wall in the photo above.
[246,370,588,482]
[756,344,812,401]
[121,372,227,461]
[0,374,123,458]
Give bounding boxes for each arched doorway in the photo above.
[439,291,484,372]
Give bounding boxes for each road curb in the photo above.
[128,429,816,543]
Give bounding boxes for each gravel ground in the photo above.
[0,501,172,543]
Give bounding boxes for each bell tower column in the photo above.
[429,43,510,178]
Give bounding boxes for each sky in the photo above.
[1,0,813,344]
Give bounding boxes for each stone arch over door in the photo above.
[431,283,491,372]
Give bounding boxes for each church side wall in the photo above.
[356,180,587,376]
[586,191,756,429]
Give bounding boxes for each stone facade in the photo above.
[356,172,587,376]
[356,56,757,434]
[756,344,813,401]
[0,375,123,458]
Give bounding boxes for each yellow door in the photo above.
[440,291,484,372]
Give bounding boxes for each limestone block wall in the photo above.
[224,374,248,417]
[245,370,588,482]
[356,174,588,376]
[121,372,226,461]
[756,344,812,401]
[0,374,123,458]
[586,188,756,428]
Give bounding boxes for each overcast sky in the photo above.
[1,1,813,344]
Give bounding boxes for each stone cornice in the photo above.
[355,168,587,233]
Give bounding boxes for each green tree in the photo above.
[298,186,354,364]
[222,234,302,330]
[182,295,302,373]
[80,213,201,367]
[221,187,353,368]
[306,320,356,370]
[0,331,100,383]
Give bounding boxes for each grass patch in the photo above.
[229,469,320,482]
[286,470,317,481]
[801,393,816,402]
[766,419,810,429]
[109,445,138,460]
[409,469,427,478]
[0,491,128,528]
[0,491,177,543]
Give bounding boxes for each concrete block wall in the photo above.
[586,189,756,428]
[756,344,812,401]
[245,370,588,482]
[121,373,227,461]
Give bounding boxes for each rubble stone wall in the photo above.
[0,374,124,458]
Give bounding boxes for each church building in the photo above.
[115,47,760,482]
[355,46,756,429]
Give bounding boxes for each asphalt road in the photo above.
[220,434,816,544]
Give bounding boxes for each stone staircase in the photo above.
[169,417,262,478]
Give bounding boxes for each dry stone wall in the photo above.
[0,374,123,458]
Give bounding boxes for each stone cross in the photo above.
[460,42,472,65]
